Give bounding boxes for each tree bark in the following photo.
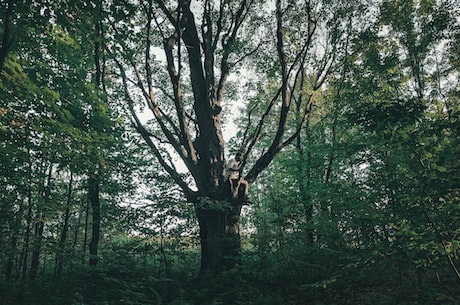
[196,200,242,273]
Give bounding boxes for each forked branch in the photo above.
[245,0,319,183]
[115,57,195,198]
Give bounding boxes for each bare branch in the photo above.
[163,30,198,164]
[231,39,265,68]
[107,38,192,169]
[114,57,195,198]
[202,0,216,93]
[244,0,317,183]
[282,94,314,148]
[217,0,251,103]
[155,84,176,103]
[146,0,155,102]
[314,51,335,90]
[239,87,282,174]
[212,0,225,52]
[238,103,258,153]
[154,0,178,29]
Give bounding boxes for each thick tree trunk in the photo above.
[88,174,100,267]
[196,199,242,273]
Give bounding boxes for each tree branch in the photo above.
[115,57,195,198]
[145,0,155,102]
[163,31,198,164]
[244,0,318,183]
[238,103,258,153]
[216,0,250,104]
[153,0,178,30]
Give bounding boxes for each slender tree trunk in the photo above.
[1,193,19,279]
[73,199,83,250]
[5,236,17,279]
[324,123,336,185]
[21,193,32,280]
[158,215,169,276]
[8,191,25,280]
[88,174,100,267]
[296,96,314,244]
[0,0,15,69]
[56,171,73,275]
[5,221,18,280]
[30,165,52,280]
[86,0,104,269]
[82,195,90,254]
[303,151,314,243]
[21,148,34,280]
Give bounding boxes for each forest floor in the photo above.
[1,259,459,305]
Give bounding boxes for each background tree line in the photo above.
[1,0,459,304]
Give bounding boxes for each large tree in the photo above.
[108,0,359,272]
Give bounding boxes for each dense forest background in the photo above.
[1,0,459,304]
